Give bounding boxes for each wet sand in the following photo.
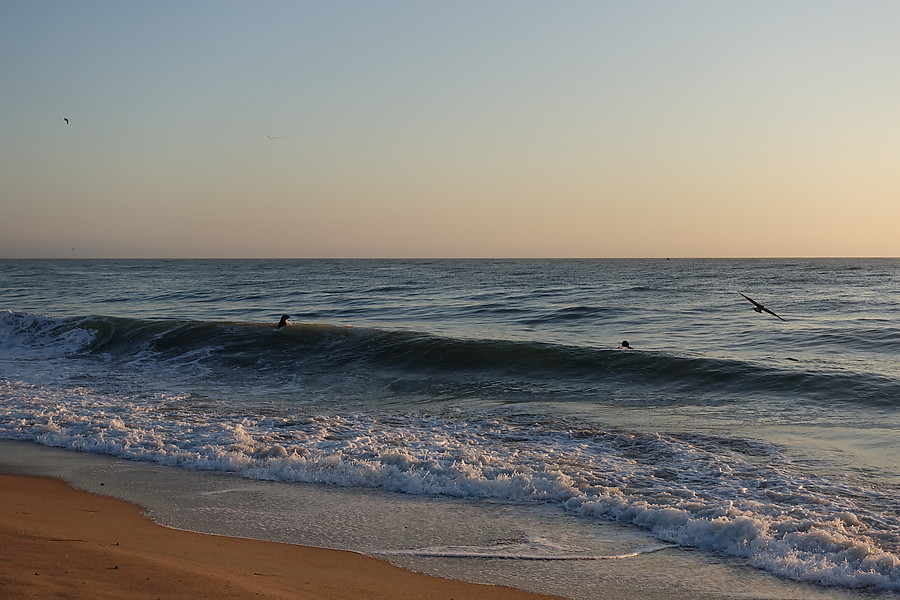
[2,441,888,600]
[0,472,560,600]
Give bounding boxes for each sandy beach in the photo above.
[2,441,889,600]
[0,472,561,600]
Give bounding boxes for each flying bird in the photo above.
[740,293,785,321]
[64,117,69,124]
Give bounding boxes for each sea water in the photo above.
[1,259,898,597]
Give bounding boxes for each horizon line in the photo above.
[3,255,898,261]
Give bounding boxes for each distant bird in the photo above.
[64,117,69,124]
[277,314,291,328]
[619,340,632,349]
[740,293,785,321]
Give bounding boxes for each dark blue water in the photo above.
[1,259,898,591]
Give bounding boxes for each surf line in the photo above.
[372,543,676,561]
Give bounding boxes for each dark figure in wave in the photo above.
[277,314,291,328]
[619,340,632,349]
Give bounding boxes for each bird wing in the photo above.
[740,293,762,308]
[762,307,786,321]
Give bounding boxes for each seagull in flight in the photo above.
[740,293,785,321]
[64,117,69,124]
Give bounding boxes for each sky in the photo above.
[2,1,899,258]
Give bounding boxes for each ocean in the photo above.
[1,258,898,597]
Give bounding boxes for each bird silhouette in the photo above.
[64,117,69,124]
[740,293,785,321]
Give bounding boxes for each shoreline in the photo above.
[1,440,890,600]
[0,470,561,600]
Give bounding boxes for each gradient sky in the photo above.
[2,1,899,258]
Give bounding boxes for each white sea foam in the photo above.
[375,540,676,560]
[0,377,897,591]
[0,311,96,361]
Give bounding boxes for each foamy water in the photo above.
[1,259,898,593]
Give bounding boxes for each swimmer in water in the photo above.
[277,314,290,328]
[620,340,632,349]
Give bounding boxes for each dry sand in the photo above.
[0,472,561,600]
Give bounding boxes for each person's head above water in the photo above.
[277,314,290,328]
[620,340,632,349]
